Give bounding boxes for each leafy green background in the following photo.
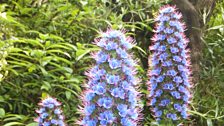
[0,0,223,126]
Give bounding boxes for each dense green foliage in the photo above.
[0,0,223,126]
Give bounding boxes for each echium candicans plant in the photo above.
[148,5,192,123]
[77,29,141,126]
[35,97,66,126]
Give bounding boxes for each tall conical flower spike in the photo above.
[77,29,141,126]
[35,96,66,126]
[148,5,192,123]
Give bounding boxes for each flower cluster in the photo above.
[35,97,66,126]
[148,5,192,122]
[78,29,140,126]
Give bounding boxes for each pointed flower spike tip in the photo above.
[35,96,66,126]
[77,28,141,126]
[148,5,192,123]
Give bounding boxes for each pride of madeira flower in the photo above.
[77,29,140,126]
[35,97,66,126]
[148,5,192,123]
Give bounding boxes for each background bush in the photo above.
[0,0,223,125]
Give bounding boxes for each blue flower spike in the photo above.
[35,96,66,126]
[148,5,192,123]
[77,29,141,126]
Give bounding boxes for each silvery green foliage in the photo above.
[35,97,66,126]
[148,5,192,122]
[78,29,140,126]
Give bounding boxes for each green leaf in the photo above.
[0,108,5,118]
[3,122,24,126]
[207,118,213,126]
[65,91,71,100]
[26,123,38,126]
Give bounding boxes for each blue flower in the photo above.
[150,98,157,106]
[96,51,108,64]
[162,60,173,67]
[164,28,174,34]
[173,76,183,84]
[111,88,125,99]
[41,113,48,119]
[93,84,106,95]
[156,76,165,83]
[149,5,191,122]
[155,110,163,117]
[97,97,113,109]
[166,69,177,76]
[105,41,118,50]
[85,104,96,116]
[80,29,139,125]
[160,16,170,22]
[157,34,166,41]
[122,65,132,76]
[121,118,136,126]
[156,24,165,32]
[151,67,162,75]
[174,103,182,112]
[178,65,185,71]
[177,42,185,49]
[121,81,131,90]
[173,56,182,62]
[54,109,61,115]
[109,58,121,69]
[159,99,170,106]
[124,59,135,67]
[161,7,174,14]
[167,37,177,44]
[170,47,179,54]
[163,83,174,90]
[155,89,163,97]
[99,111,115,125]
[117,104,128,117]
[106,74,120,84]
[36,97,65,125]
[158,45,166,51]
[159,52,169,61]
[171,91,181,99]
[116,48,128,58]
[166,113,177,120]
[85,92,95,101]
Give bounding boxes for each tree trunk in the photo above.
[172,0,217,84]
